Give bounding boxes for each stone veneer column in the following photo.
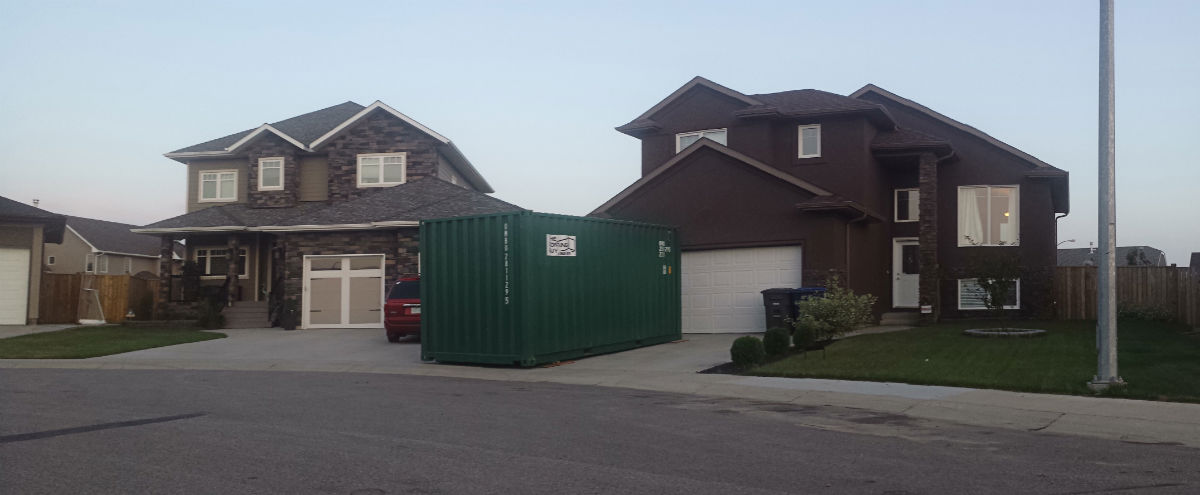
[157,236,174,313]
[918,152,940,324]
[226,237,240,306]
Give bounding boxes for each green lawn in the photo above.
[0,325,226,359]
[750,319,1200,403]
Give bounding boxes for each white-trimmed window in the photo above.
[958,185,1019,246]
[96,254,109,274]
[124,257,133,274]
[195,248,249,278]
[85,254,95,273]
[675,128,727,152]
[357,153,406,188]
[199,170,238,202]
[958,278,1020,310]
[258,157,284,191]
[895,189,919,223]
[798,124,821,158]
[47,255,55,266]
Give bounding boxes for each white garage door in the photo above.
[682,246,803,333]
[302,254,385,329]
[0,248,31,325]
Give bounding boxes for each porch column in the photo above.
[157,236,174,313]
[226,237,240,306]
[918,152,940,323]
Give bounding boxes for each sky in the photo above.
[1,1,1196,264]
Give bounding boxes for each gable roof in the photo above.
[850,84,1061,170]
[65,215,161,257]
[164,100,494,193]
[0,195,66,243]
[1058,246,1169,267]
[133,179,522,233]
[591,138,832,216]
[169,102,365,154]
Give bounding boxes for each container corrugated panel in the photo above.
[420,211,680,367]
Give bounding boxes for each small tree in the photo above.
[791,276,877,345]
[966,245,1022,327]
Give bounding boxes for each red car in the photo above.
[385,277,421,342]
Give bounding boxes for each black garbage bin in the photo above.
[760,288,794,330]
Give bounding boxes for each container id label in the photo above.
[546,235,577,256]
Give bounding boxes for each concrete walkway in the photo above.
[0,324,78,339]
[2,329,1198,448]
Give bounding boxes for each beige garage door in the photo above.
[681,246,803,333]
[0,248,31,324]
[302,255,384,329]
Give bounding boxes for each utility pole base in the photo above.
[1088,377,1126,392]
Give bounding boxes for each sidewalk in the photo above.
[2,331,1198,448]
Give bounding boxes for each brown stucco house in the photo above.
[0,196,65,325]
[44,216,163,276]
[592,77,1069,332]
[134,101,522,329]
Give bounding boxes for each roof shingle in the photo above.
[170,101,365,154]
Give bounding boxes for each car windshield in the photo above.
[388,281,420,299]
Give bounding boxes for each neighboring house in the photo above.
[1057,246,1168,267]
[0,196,65,324]
[134,101,522,329]
[592,77,1069,332]
[44,215,163,276]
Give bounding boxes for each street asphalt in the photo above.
[2,368,1197,494]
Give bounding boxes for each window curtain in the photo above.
[958,187,985,245]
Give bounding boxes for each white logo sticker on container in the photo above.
[546,235,577,257]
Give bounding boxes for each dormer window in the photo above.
[798,125,821,158]
[258,157,284,191]
[357,152,406,188]
[675,129,727,152]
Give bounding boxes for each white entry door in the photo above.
[892,238,919,308]
[0,248,31,324]
[681,246,804,333]
[302,255,384,328]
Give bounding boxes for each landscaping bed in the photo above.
[0,324,226,359]
[743,319,1200,403]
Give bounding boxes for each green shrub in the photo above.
[763,327,790,356]
[730,336,766,368]
[792,276,877,343]
[195,301,225,330]
[792,324,816,350]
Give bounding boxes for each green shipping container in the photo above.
[420,211,681,367]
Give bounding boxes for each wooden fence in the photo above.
[38,273,159,324]
[1055,266,1200,326]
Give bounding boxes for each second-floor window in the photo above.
[675,129,727,152]
[358,153,406,188]
[258,157,284,191]
[958,185,1019,246]
[798,124,821,158]
[895,189,919,222]
[199,170,237,202]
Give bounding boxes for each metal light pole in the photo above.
[1090,0,1123,391]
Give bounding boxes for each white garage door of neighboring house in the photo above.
[682,246,803,333]
[302,254,385,329]
[0,248,31,325]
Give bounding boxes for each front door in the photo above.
[302,255,385,328]
[892,238,919,308]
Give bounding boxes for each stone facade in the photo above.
[244,134,301,208]
[917,152,939,324]
[323,111,442,202]
[280,229,420,303]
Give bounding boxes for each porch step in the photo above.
[223,301,270,329]
[879,311,920,326]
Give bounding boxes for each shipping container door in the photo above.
[681,246,802,333]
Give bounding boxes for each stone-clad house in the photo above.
[592,77,1069,332]
[135,101,521,329]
